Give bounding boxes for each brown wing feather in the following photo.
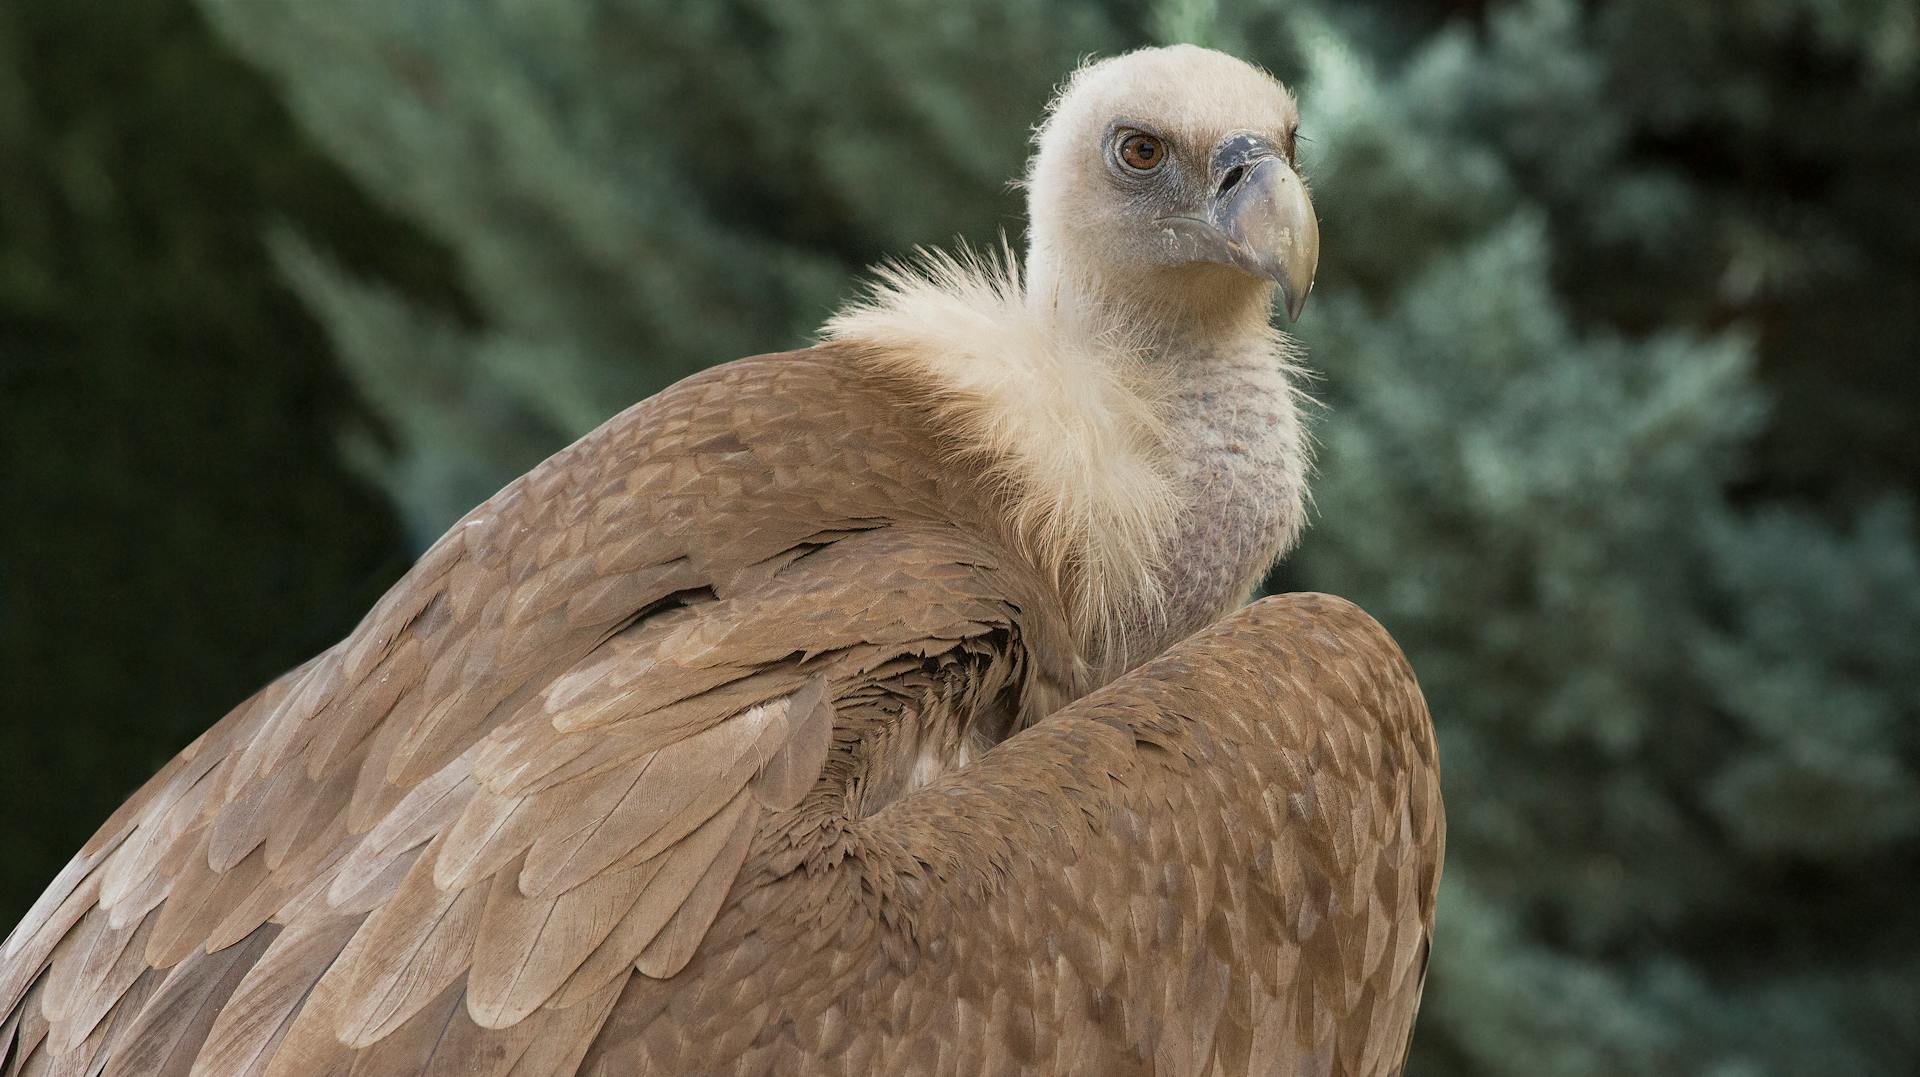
[631,790,762,979]
[191,917,359,1077]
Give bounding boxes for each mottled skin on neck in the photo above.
[1027,264,1309,676]
[1119,334,1307,671]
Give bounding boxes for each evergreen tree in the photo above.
[0,0,445,919]
[199,0,1125,541]
[193,0,1920,1070]
[1271,4,1920,1071]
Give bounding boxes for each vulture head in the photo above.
[829,46,1320,666]
[1025,44,1320,324]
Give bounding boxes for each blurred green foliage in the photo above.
[0,2,439,912]
[4,0,1917,1071]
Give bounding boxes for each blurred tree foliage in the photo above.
[0,2,446,913]
[199,0,1121,540]
[3,0,1913,1070]
[1287,4,1920,1071]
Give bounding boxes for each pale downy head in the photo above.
[1024,45,1319,327]
[825,46,1318,663]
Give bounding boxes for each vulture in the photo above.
[0,45,1442,1077]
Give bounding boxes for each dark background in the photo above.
[3,0,1916,1072]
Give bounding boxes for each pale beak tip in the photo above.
[1282,279,1311,323]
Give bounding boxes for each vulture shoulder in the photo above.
[0,352,1441,1077]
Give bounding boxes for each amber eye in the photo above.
[1117,132,1165,172]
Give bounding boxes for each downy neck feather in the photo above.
[823,246,1308,674]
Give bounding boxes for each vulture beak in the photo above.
[1157,134,1320,321]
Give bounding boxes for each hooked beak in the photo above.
[1155,134,1320,321]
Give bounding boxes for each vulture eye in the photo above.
[1117,132,1166,173]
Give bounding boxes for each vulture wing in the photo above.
[576,593,1443,1075]
[0,352,1441,1077]
[0,350,1070,1075]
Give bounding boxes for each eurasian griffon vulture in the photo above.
[0,45,1441,1076]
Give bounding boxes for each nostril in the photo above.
[1218,165,1247,197]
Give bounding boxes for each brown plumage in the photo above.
[0,45,1441,1076]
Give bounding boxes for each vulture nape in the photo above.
[0,45,1442,1077]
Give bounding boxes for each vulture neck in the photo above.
[1026,265,1310,672]
[825,252,1308,680]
